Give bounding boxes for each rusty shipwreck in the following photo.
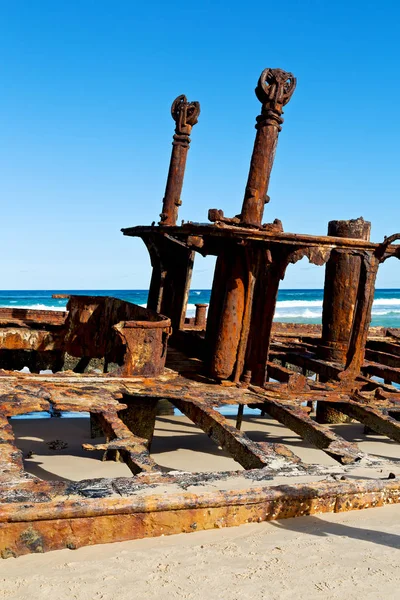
[1,68,400,558]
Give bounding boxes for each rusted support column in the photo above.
[208,245,247,380]
[194,303,208,328]
[144,235,195,333]
[241,68,296,226]
[90,413,104,438]
[206,245,260,382]
[245,250,288,386]
[341,252,379,377]
[235,404,244,430]
[317,218,371,424]
[84,411,159,473]
[119,396,159,450]
[205,253,230,363]
[159,95,200,226]
[205,69,295,381]
[320,218,371,363]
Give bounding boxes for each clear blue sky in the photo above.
[1,1,399,289]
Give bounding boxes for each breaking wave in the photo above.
[1,303,65,311]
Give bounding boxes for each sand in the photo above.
[1,413,399,598]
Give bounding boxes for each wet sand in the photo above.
[1,413,399,599]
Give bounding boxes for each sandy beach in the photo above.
[0,413,399,599]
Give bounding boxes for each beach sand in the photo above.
[1,413,399,599]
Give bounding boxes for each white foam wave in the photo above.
[0,303,65,311]
[276,300,323,308]
[372,298,400,306]
[275,305,400,320]
[275,309,321,319]
[372,309,400,315]
[275,298,400,309]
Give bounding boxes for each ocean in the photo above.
[2,288,400,328]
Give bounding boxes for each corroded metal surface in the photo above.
[159,95,200,226]
[320,218,372,364]
[0,296,171,377]
[2,67,400,557]
[2,478,400,558]
[241,68,296,227]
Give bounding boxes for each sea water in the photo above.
[2,288,400,328]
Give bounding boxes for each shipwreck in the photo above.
[1,68,400,558]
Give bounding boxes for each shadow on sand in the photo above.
[269,513,400,550]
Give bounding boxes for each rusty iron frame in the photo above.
[2,68,400,558]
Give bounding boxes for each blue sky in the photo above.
[1,1,399,289]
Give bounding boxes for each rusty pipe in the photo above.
[320,218,371,363]
[241,68,296,227]
[194,303,208,328]
[159,95,200,226]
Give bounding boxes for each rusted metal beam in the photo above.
[241,68,296,227]
[1,478,400,557]
[172,397,304,471]
[365,348,400,369]
[270,350,342,381]
[362,360,400,384]
[159,95,200,226]
[253,395,363,464]
[367,340,400,358]
[266,361,312,385]
[194,303,208,329]
[334,402,400,443]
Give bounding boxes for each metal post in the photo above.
[320,218,371,363]
[317,218,372,424]
[159,95,200,226]
[194,303,208,328]
[241,68,296,227]
[206,68,296,382]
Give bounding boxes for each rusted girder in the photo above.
[144,234,195,333]
[159,95,200,226]
[240,68,296,227]
[365,348,400,369]
[252,394,363,464]
[172,397,305,471]
[362,360,400,385]
[82,410,160,474]
[334,402,400,443]
[194,303,208,328]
